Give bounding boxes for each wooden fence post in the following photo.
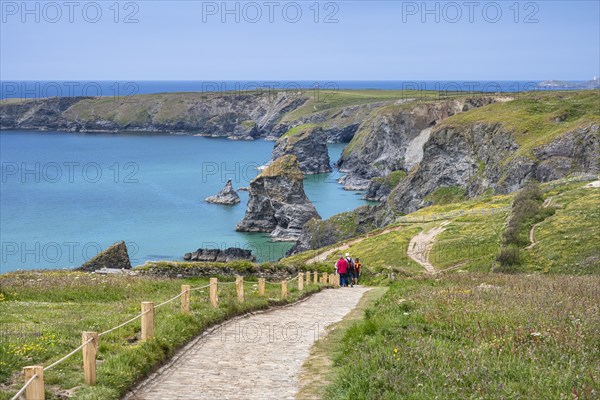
[141,302,155,340]
[321,272,328,284]
[210,278,218,308]
[23,366,44,400]
[258,278,265,296]
[236,276,244,303]
[313,271,318,284]
[298,273,304,291]
[328,274,334,286]
[305,271,310,284]
[82,332,98,386]
[281,280,288,300]
[181,285,190,314]
[336,273,341,287]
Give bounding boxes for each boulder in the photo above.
[205,179,240,205]
[183,247,256,262]
[236,155,321,241]
[78,241,131,272]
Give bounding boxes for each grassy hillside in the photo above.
[284,178,599,276]
[323,273,600,399]
[524,182,600,274]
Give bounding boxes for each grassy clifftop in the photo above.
[439,90,600,161]
[257,154,304,180]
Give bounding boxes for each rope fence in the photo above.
[10,271,338,400]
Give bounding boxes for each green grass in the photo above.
[371,170,408,190]
[257,154,304,180]
[430,211,507,272]
[280,123,318,140]
[424,186,468,206]
[323,274,600,399]
[524,186,600,274]
[287,178,597,277]
[0,271,321,399]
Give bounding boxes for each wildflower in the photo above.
[393,348,398,353]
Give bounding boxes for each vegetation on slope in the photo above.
[257,154,303,180]
[524,183,600,274]
[323,274,600,399]
[495,182,556,270]
[286,178,598,276]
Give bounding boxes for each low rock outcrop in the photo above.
[77,241,131,272]
[236,155,320,241]
[183,247,256,262]
[271,125,331,175]
[205,180,240,205]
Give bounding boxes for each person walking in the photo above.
[354,258,362,284]
[345,253,355,287]
[335,255,348,287]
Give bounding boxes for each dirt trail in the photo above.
[406,221,450,274]
[125,287,371,400]
[527,181,598,249]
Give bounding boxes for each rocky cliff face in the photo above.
[271,101,390,143]
[0,92,308,139]
[336,97,501,188]
[205,180,241,205]
[236,155,320,241]
[387,122,600,215]
[271,125,331,175]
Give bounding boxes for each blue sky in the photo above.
[1,1,599,80]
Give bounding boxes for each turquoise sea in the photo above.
[0,131,373,273]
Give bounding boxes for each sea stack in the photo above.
[236,155,321,241]
[77,241,132,272]
[205,179,241,205]
[271,124,332,175]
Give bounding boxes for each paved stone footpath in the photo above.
[126,287,370,400]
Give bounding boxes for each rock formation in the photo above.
[388,122,600,215]
[288,92,600,255]
[205,180,240,205]
[77,241,132,271]
[236,155,320,241]
[0,92,308,139]
[271,125,331,175]
[336,97,501,186]
[183,247,256,262]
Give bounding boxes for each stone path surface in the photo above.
[126,287,370,400]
